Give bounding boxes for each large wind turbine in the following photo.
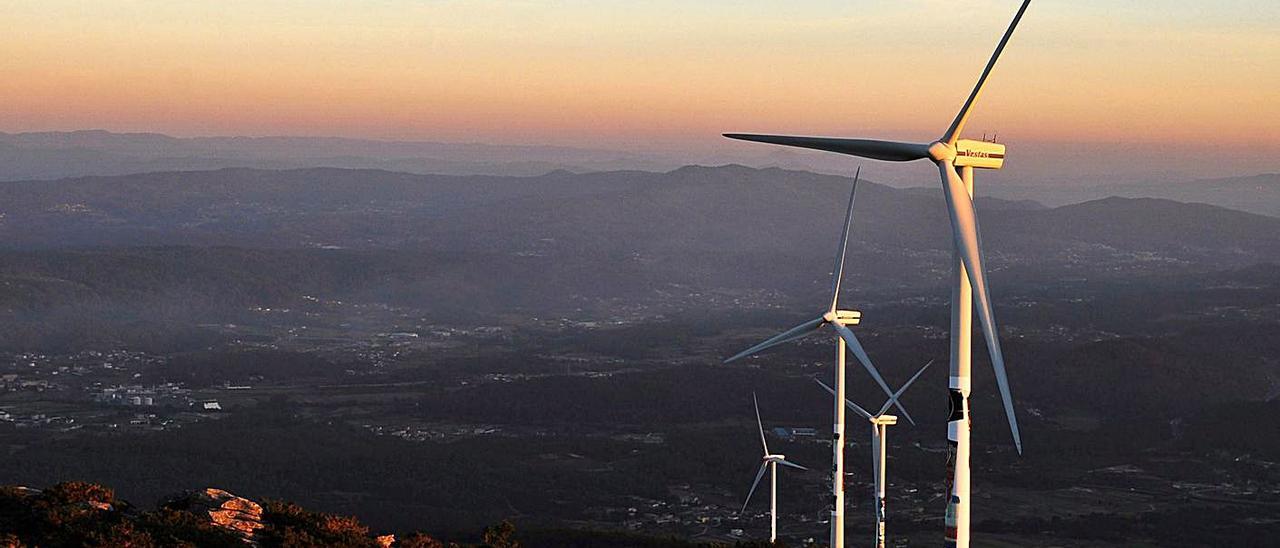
[817,360,932,548]
[723,2,1031,546]
[740,393,808,544]
[725,169,904,548]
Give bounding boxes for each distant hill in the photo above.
[2,165,1278,278]
[1108,173,1280,218]
[6,130,1275,197]
[988,196,1280,258]
[989,173,1280,218]
[0,165,1276,344]
[0,130,687,181]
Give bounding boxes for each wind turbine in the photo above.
[723,2,1031,546]
[741,392,808,544]
[725,169,906,548]
[817,360,933,548]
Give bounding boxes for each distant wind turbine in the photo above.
[741,392,808,544]
[817,360,933,548]
[725,169,904,548]
[723,2,1033,546]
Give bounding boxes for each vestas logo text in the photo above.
[957,151,1005,159]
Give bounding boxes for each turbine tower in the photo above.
[722,2,1031,546]
[817,360,933,548]
[740,393,808,544]
[725,169,904,548]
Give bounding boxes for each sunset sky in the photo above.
[3,1,1277,153]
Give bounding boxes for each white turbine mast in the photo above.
[817,360,932,548]
[725,169,904,548]
[741,392,808,544]
[723,2,1031,546]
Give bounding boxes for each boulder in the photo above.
[162,488,264,540]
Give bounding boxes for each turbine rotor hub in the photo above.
[928,141,955,162]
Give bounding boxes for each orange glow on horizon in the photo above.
[2,1,1277,152]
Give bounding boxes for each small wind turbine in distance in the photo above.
[817,360,933,548]
[724,168,904,548]
[741,392,808,544]
[723,2,1032,546]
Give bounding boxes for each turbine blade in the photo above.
[724,317,825,363]
[829,323,914,424]
[813,378,874,421]
[937,161,1023,454]
[753,392,769,456]
[778,459,808,471]
[877,359,934,417]
[741,461,769,513]
[829,168,860,313]
[723,134,931,162]
[941,0,1032,145]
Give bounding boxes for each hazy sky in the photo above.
[3,1,1277,153]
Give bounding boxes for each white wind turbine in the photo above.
[817,359,933,548]
[740,392,808,544]
[725,168,907,548]
[723,2,1032,546]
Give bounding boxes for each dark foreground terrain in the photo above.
[0,481,746,548]
[0,165,1278,546]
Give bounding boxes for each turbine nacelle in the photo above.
[823,310,862,325]
[953,139,1006,170]
[871,415,898,427]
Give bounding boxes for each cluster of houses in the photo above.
[0,410,80,430]
[91,383,224,412]
[92,383,191,408]
[365,423,500,442]
[0,374,56,392]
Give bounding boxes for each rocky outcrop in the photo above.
[162,488,264,541]
[1,482,459,547]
